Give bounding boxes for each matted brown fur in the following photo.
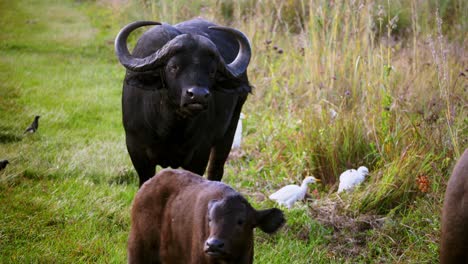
[128,169,285,264]
[440,149,468,263]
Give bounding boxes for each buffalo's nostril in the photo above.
[206,238,224,249]
[187,87,210,101]
[187,90,194,99]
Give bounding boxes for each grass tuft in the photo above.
[0,0,466,262]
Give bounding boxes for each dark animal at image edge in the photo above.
[24,115,40,134]
[0,160,9,171]
[115,19,252,186]
[128,169,285,264]
[440,149,468,263]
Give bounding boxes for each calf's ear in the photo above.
[255,208,285,234]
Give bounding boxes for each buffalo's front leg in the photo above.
[207,120,241,181]
[126,138,156,187]
[207,147,228,181]
[207,97,246,181]
[183,149,210,178]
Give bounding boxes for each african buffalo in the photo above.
[440,149,468,263]
[128,169,285,264]
[114,19,252,186]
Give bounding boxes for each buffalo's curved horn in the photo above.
[209,26,251,78]
[115,21,162,71]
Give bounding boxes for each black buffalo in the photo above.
[114,18,251,186]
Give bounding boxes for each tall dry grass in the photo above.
[124,0,467,214]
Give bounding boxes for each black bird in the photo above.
[24,115,40,134]
[0,160,9,171]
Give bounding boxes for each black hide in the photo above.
[116,18,251,186]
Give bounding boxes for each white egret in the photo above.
[269,176,320,209]
[231,113,245,149]
[337,166,369,193]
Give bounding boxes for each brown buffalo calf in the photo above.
[440,149,468,263]
[128,169,285,264]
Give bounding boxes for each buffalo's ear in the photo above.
[125,70,165,91]
[255,208,285,234]
[214,78,252,94]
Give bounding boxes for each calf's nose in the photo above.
[205,238,224,250]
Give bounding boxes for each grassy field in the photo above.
[0,0,466,263]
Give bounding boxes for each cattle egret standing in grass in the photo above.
[337,166,369,193]
[231,113,245,149]
[269,176,320,208]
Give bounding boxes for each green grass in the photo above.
[0,177,132,262]
[0,0,134,261]
[1,0,466,263]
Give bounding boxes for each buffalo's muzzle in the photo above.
[187,87,210,100]
[181,87,210,112]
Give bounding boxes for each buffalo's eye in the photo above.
[168,64,179,73]
[209,67,216,78]
[237,219,244,226]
